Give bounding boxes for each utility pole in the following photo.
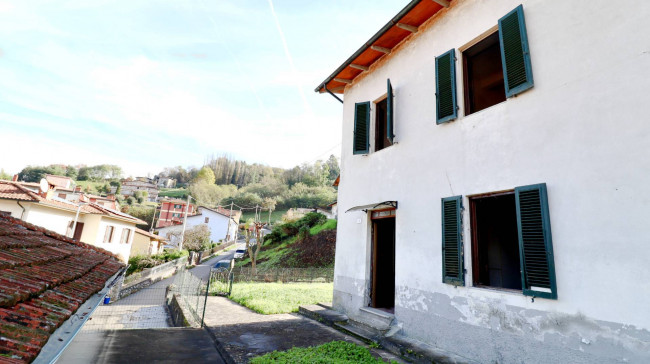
[179,194,191,251]
[225,202,234,242]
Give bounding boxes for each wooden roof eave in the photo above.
[315,0,450,95]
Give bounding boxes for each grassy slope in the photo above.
[158,188,188,199]
[235,219,337,269]
[229,282,333,314]
[240,209,288,224]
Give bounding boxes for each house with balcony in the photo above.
[155,198,197,228]
[315,0,650,362]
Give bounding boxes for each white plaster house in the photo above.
[315,0,650,362]
[156,206,240,246]
[0,181,145,263]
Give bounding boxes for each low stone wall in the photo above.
[188,241,236,265]
[114,256,188,300]
[166,292,191,327]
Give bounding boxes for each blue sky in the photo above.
[0,0,405,176]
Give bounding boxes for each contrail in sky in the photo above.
[199,0,271,121]
[267,0,313,116]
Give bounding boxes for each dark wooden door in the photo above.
[73,222,84,241]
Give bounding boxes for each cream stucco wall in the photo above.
[22,204,76,236]
[0,200,27,218]
[333,0,650,362]
[89,217,135,263]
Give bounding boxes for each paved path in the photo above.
[191,248,236,281]
[204,296,403,363]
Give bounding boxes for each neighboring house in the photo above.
[83,193,119,210]
[316,1,650,362]
[45,174,75,189]
[0,214,124,362]
[156,198,197,228]
[120,179,159,201]
[0,181,145,263]
[156,176,176,188]
[328,201,338,220]
[131,228,166,256]
[157,206,240,246]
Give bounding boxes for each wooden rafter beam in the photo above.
[432,0,450,8]
[350,64,369,71]
[328,85,346,93]
[371,45,391,54]
[333,78,352,84]
[396,23,418,33]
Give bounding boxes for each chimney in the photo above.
[12,174,18,182]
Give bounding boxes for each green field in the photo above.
[250,341,394,364]
[227,282,333,314]
[158,188,188,199]
[74,180,108,194]
[240,209,288,225]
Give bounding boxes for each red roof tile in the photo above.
[0,215,123,363]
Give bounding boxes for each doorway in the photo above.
[370,210,395,311]
[470,193,521,290]
[73,222,84,241]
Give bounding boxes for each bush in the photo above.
[297,225,310,241]
[126,249,189,275]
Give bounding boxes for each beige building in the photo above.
[131,228,165,256]
[0,181,144,262]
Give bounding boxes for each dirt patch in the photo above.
[285,229,336,268]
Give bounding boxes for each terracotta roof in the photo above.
[134,228,165,241]
[0,183,41,201]
[0,215,123,363]
[198,206,241,219]
[315,0,451,94]
[44,175,73,189]
[0,181,144,225]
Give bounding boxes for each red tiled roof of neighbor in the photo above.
[199,206,241,218]
[134,228,165,241]
[44,175,73,189]
[0,214,124,363]
[0,181,145,225]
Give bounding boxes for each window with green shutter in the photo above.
[499,5,534,97]
[353,101,370,154]
[441,196,464,285]
[468,184,556,299]
[515,183,557,299]
[387,79,394,144]
[435,49,458,124]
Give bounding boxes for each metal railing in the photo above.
[167,267,209,327]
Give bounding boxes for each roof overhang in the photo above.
[346,201,398,213]
[33,267,126,364]
[315,0,451,95]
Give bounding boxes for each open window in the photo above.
[462,31,506,115]
[443,184,557,299]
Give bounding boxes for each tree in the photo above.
[0,169,11,181]
[194,166,216,185]
[182,225,212,251]
[242,222,265,274]
[262,197,277,225]
[189,182,237,207]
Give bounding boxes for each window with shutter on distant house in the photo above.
[104,226,114,243]
[465,183,557,299]
[459,5,533,116]
[353,102,370,154]
[120,229,131,244]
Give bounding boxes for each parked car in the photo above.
[234,249,246,259]
[212,259,233,271]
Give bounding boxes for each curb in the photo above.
[203,326,237,364]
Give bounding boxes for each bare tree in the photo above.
[243,222,265,274]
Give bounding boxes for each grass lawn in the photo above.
[228,282,333,314]
[241,209,288,225]
[250,341,395,364]
[158,188,188,199]
[74,180,106,194]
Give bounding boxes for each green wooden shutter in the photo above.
[435,49,457,124]
[515,183,557,299]
[353,102,370,154]
[499,5,534,97]
[387,79,394,144]
[441,196,463,285]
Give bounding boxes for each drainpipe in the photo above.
[70,202,89,239]
[16,201,26,220]
[324,84,343,104]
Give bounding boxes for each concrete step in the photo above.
[357,307,394,331]
[333,319,385,345]
[317,302,332,310]
[298,304,349,326]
